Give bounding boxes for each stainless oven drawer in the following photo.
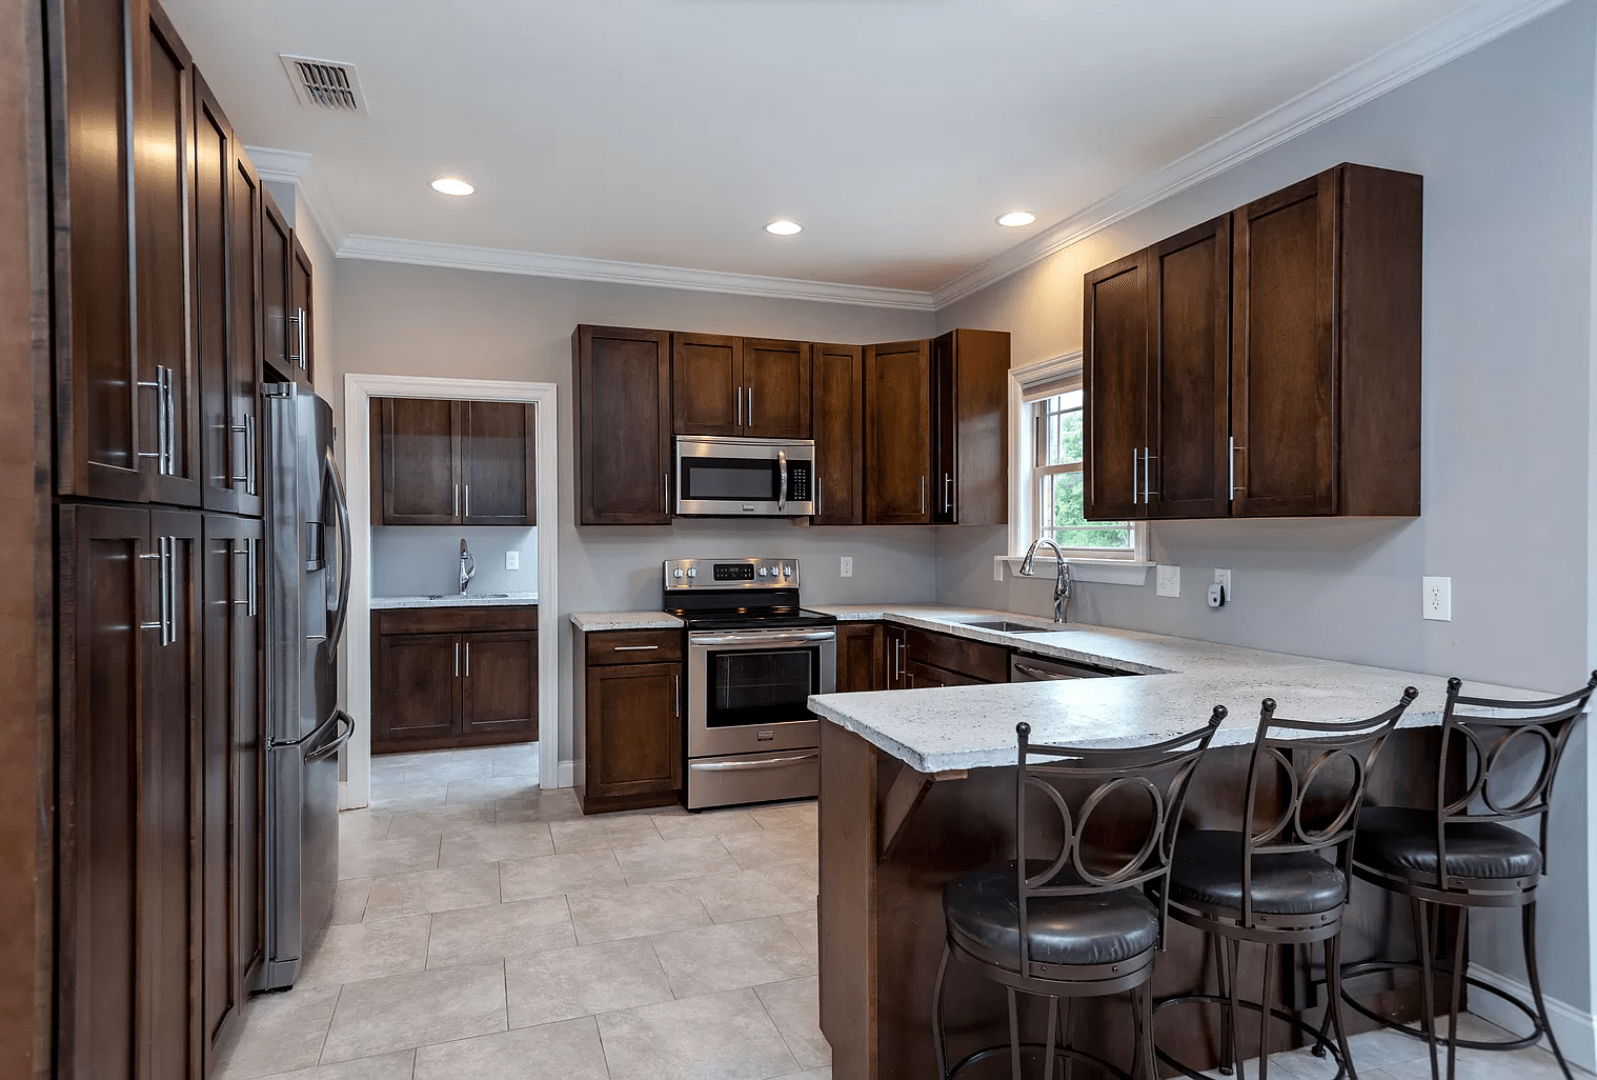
[689,716,818,759]
[686,750,819,810]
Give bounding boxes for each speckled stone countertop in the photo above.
[806,605,1543,774]
[370,592,539,610]
[569,611,685,632]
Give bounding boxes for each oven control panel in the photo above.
[664,557,799,589]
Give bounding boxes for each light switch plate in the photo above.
[1156,565,1180,598]
[1423,576,1451,621]
[840,556,854,578]
[505,551,520,571]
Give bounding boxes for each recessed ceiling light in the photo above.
[431,177,475,197]
[997,211,1036,227]
[765,220,802,236]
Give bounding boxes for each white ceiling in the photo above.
[165,0,1529,295]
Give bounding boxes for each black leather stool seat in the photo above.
[1355,806,1543,882]
[1170,831,1348,915]
[943,862,1159,970]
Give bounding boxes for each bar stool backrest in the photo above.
[1014,708,1226,969]
[1431,672,1597,888]
[1236,688,1419,928]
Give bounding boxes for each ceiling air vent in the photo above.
[279,54,367,113]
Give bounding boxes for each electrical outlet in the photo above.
[994,558,1005,582]
[840,556,853,578]
[1214,568,1231,602]
[1156,565,1180,598]
[505,550,520,571]
[1423,576,1451,621]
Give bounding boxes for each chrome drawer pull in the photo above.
[690,752,818,772]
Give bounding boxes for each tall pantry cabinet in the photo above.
[49,0,313,1075]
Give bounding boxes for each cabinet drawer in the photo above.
[903,627,1007,684]
[376,605,538,636]
[586,629,683,665]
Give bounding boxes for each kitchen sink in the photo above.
[428,593,510,600]
[951,618,1063,634]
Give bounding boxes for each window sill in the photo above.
[994,555,1154,587]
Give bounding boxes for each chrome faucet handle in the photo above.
[459,538,477,594]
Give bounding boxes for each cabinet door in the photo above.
[1083,251,1149,521]
[1231,172,1337,517]
[574,326,672,524]
[194,74,246,516]
[462,632,538,738]
[260,190,293,383]
[884,624,909,690]
[864,340,932,524]
[379,398,460,524]
[743,338,811,439]
[226,145,264,516]
[672,332,743,436]
[811,343,863,525]
[932,329,1010,526]
[58,505,147,1080]
[134,4,200,507]
[836,623,884,694]
[57,0,143,503]
[462,401,535,525]
[585,662,682,799]
[290,235,314,387]
[374,633,461,748]
[1149,216,1231,519]
[200,515,262,1069]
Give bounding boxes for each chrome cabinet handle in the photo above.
[816,475,823,517]
[944,473,953,514]
[613,644,660,651]
[137,366,172,473]
[164,370,176,474]
[778,450,788,512]
[1143,447,1156,502]
[1132,448,1140,505]
[299,308,308,371]
[920,475,926,515]
[736,386,742,426]
[673,674,680,718]
[464,484,470,518]
[748,387,754,428]
[663,471,670,514]
[455,641,460,677]
[465,642,470,677]
[288,312,301,363]
[142,537,175,646]
[1229,438,1246,500]
[229,541,258,617]
[139,546,164,635]
[892,637,903,681]
[454,484,460,517]
[690,752,819,773]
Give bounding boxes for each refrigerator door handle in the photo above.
[323,448,353,653]
[305,710,355,763]
[271,705,341,752]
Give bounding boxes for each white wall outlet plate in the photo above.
[1156,565,1180,598]
[505,551,520,570]
[1422,576,1451,621]
[840,556,853,578]
[1214,568,1231,602]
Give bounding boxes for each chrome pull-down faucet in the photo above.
[1019,537,1071,623]
[459,538,476,594]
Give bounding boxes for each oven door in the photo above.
[675,436,815,516]
[687,627,835,758]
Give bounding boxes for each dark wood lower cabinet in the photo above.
[575,629,684,814]
[371,606,539,753]
[836,622,885,693]
[885,624,909,690]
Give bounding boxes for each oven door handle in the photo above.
[690,752,819,772]
[690,629,836,646]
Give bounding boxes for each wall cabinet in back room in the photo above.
[370,398,537,526]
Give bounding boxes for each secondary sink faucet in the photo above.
[459,538,476,594]
[1018,537,1071,623]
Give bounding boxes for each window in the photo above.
[1032,390,1131,551]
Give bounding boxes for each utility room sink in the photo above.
[427,593,510,600]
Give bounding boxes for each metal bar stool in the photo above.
[932,709,1227,1080]
[1153,688,1419,1080]
[1335,672,1596,1080]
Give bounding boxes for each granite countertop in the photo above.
[371,592,539,610]
[569,611,685,632]
[807,605,1545,774]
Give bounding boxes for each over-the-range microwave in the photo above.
[674,435,815,517]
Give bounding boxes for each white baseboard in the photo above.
[557,759,575,789]
[1467,962,1597,1073]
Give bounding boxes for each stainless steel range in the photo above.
[664,557,835,810]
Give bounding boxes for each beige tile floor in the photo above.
[216,742,830,1080]
[218,743,1589,1080]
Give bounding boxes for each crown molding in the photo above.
[243,144,348,255]
[931,0,1573,309]
[335,234,938,311]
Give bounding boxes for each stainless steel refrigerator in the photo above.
[261,383,353,989]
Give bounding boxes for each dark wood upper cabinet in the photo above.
[462,401,536,525]
[864,340,933,524]
[1083,251,1149,522]
[1083,162,1421,521]
[574,325,672,525]
[371,398,536,526]
[260,189,293,383]
[931,329,1010,525]
[672,333,743,436]
[743,338,812,438]
[811,343,864,525]
[1149,215,1231,519]
[290,234,314,387]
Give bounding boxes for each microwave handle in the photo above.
[778,450,787,512]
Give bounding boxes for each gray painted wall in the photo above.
[934,2,1597,1010]
[372,525,540,598]
[329,261,938,767]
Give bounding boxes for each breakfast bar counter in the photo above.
[806,614,1541,1080]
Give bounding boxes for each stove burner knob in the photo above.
[783,565,792,577]
[673,569,683,579]
[686,568,696,579]
[757,567,768,577]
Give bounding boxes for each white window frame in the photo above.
[997,353,1153,586]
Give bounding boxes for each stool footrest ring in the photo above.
[947,1042,1133,1080]
[1339,959,1543,1052]
[1152,993,1349,1080]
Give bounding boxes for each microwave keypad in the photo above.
[787,462,811,503]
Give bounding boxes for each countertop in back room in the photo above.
[370,592,539,610]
